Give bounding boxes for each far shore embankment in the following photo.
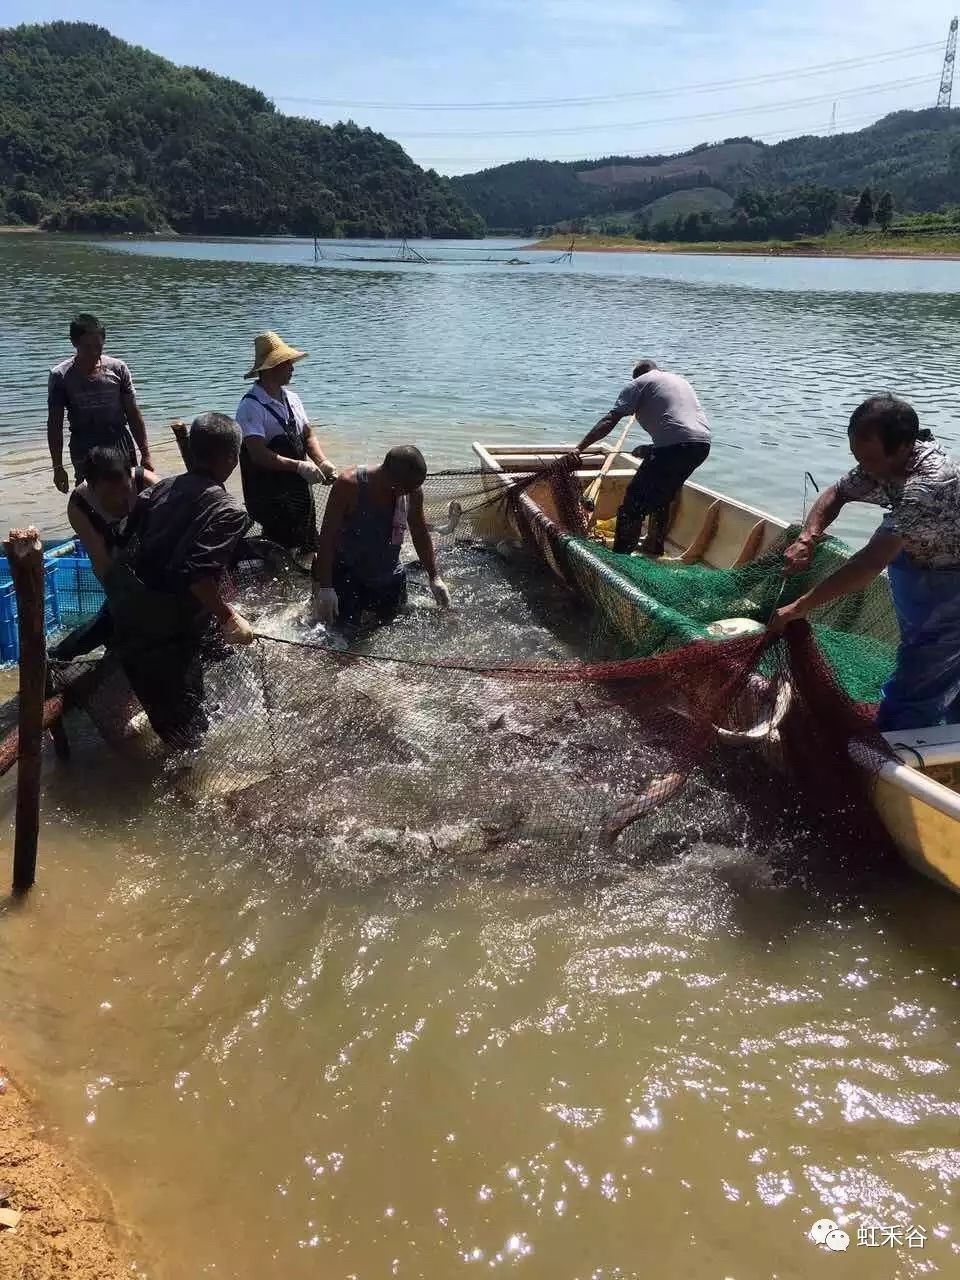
[527,233,960,261]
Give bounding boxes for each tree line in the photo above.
[630,184,898,243]
[450,109,960,233]
[0,21,484,237]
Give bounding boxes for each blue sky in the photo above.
[4,1,954,172]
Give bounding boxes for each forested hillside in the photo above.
[0,21,484,237]
[452,110,960,231]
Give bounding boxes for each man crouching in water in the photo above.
[106,413,254,748]
[310,445,451,629]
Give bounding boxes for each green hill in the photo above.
[451,113,960,230]
[637,187,733,222]
[0,21,484,237]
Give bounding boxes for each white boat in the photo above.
[472,441,960,893]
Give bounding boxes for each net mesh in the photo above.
[39,458,903,865]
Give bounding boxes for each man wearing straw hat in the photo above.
[235,331,337,558]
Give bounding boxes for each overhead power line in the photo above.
[274,40,941,111]
[411,102,929,167]
[391,75,932,139]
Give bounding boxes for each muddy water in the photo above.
[2,234,960,1276]
[2,548,960,1278]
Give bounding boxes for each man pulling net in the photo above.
[236,331,337,560]
[771,394,960,731]
[578,359,711,556]
[104,413,255,749]
[310,446,451,630]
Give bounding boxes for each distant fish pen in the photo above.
[310,237,573,265]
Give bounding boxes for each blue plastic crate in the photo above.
[51,553,106,627]
[0,557,62,664]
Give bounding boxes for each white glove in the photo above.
[295,460,326,485]
[310,584,339,625]
[430,577,451,608]
[319,460,337,484]
[222,609,254,646]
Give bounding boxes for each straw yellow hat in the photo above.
[244,331,308,379]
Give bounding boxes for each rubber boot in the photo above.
[613,509,645,554]
[639,512,666,557]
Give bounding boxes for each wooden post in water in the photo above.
[4,528,45,893]
[171,419,191,469]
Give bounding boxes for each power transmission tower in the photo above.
[937,16,958,109]
[828,102,837,135]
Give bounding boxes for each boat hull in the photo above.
[473,441,960,892]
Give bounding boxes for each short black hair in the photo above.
[383,444,427,488]
[70,313,105,343]
[848,394,929,455]
[188,412,241,467]
[83,446,129,486]
[632,358,658,379]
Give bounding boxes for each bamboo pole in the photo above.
[4,528,45,892]
[171,419,191,468]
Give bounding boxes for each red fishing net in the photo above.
[29,453,901,869]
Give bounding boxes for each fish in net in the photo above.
[43,455,901,867]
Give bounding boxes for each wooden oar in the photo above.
[583,415,636,530]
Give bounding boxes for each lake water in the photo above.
[2,233,959,543]
[1,234,960,1279]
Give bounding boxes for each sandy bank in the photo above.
[526,237,960,261]
[0,1067,145,1278]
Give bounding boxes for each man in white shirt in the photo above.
[235,331,336,557]
[578,359,711,556]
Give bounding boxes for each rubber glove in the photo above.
[311,584,339,625]
[222,609,255,646]
[430,577,452,608]
[295,460,326,485]
[319,460,338,484]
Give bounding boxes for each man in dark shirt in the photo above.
[107,413,253,747]
[48,312,154,490]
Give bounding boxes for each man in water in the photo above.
[48,313,153,490]
[236,331,336,559]
[578,359,711,556]
[50,446,160,662]
[770,394,960,730]
[310,446,450,629]
[106,413,254,748]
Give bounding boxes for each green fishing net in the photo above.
[570,527,898,704]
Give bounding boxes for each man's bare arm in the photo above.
[577,408,627,453]
[48,403,70,492]
[783,483,848,575]
[312,479,352,586]
[244,436,303,474]
[408,491,439,579]
[303,425,333,471]
[67,499,111,580]
[771,529,903,633]
[122,392,153,468]
[189,576,234,622]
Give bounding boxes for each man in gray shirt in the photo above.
[578,359,711,555]
[48,312,153,491]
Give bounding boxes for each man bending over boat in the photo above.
[310,446,451,629]
[105,413,254,748]
[578,360,711,556]
[770,394,960,731]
